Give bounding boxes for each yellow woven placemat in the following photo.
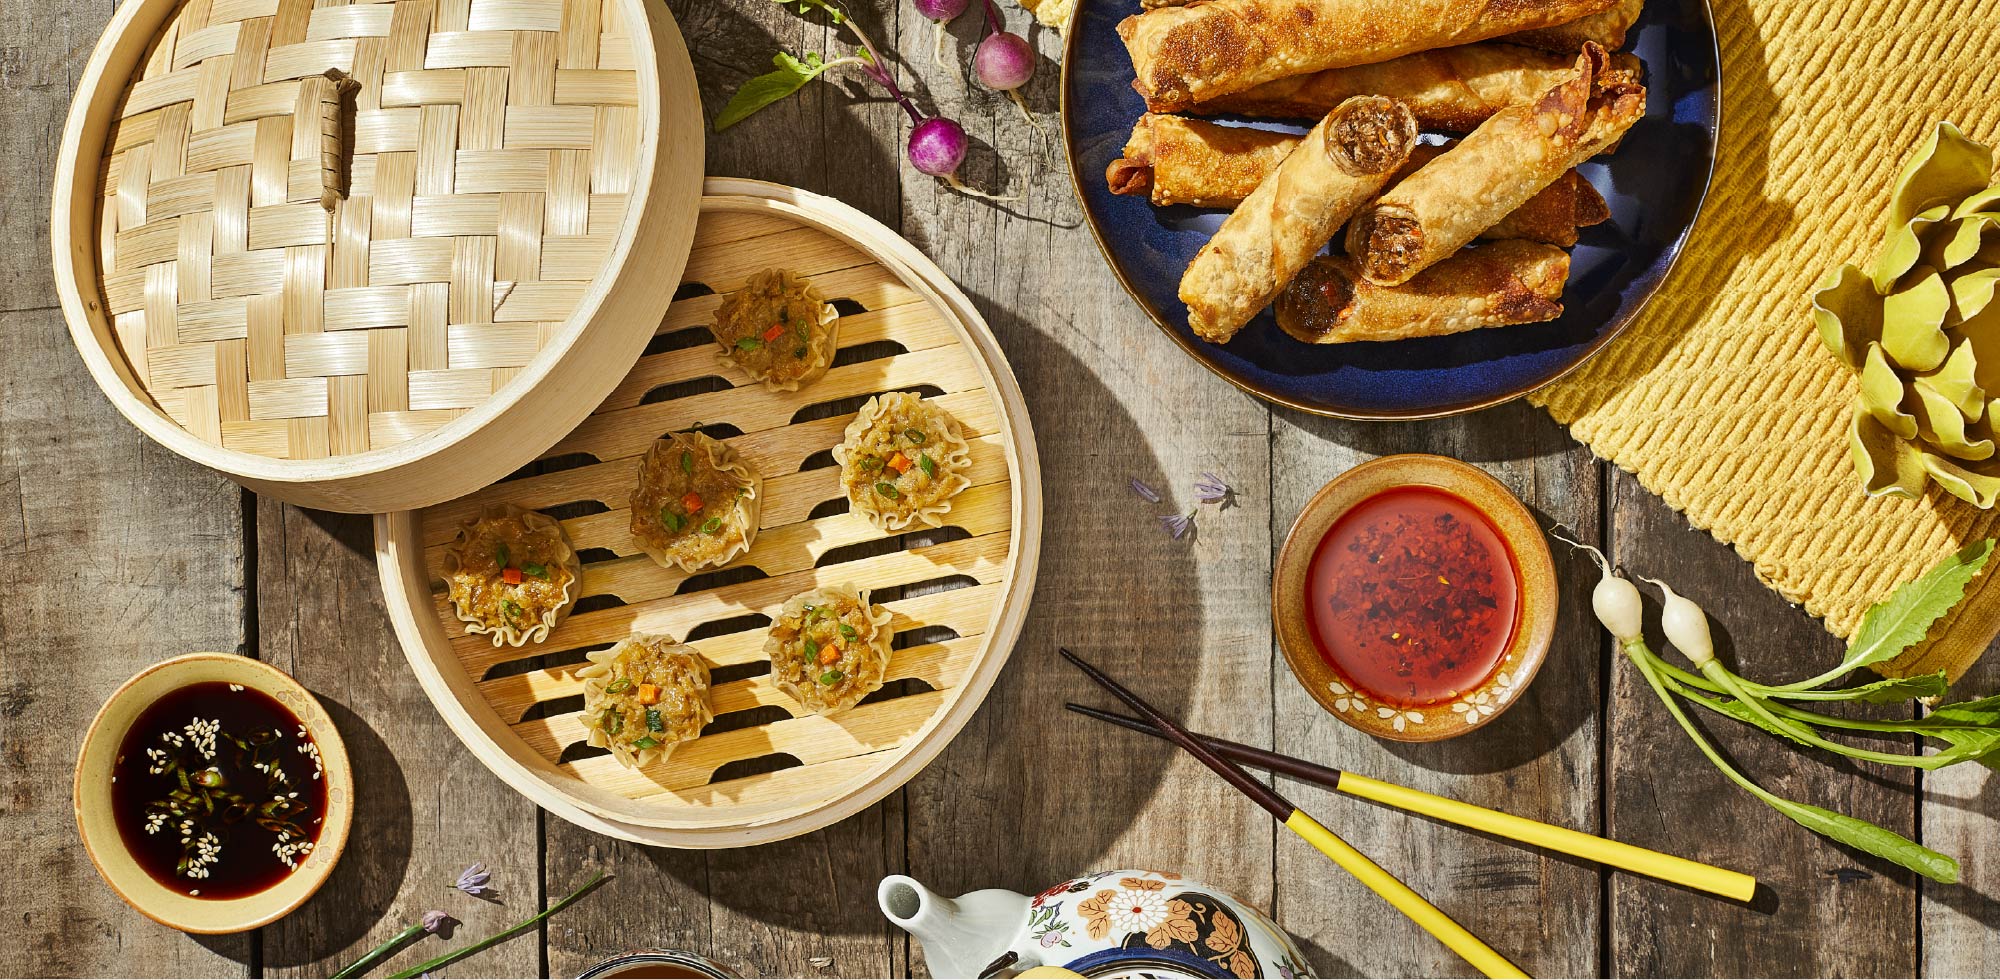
[1530,0,2000,680]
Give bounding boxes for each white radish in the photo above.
[1645,578,1716,666]
[1555,533,1643,643]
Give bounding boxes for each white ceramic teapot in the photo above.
[878,870,1313,979]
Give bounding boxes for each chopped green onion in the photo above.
[680,451,694,474]
[660,508,684,533]
[803,638,820,660]
[875,482,901,500]
[606,678,631,694]
[701,516,723,533]
[524,562,549,580]
[736,337,763,351]
[838,623,857,640]
[794,346,807,359]
[819,670,844,685]
[605,710,623,734]
[905,428,927,444]
[501,599,523,619]
[632,736,659,750]
[860,456,884,471]
[919,453,936,478]
[645,709,664,732]
[495,542,510,567]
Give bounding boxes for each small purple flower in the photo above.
[455,862,491,896]
[1160,511,1196,540]
[421,910,458,938]
[1128,477,1161,503]
[1194,472,1232,505]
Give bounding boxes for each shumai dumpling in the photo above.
[441,504,583,647]
[629,431,762,572]
[766,585,894,716]
[710,268,840,392]
[832,391,974,531]
[578,633,714,768]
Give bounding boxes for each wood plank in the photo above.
[0,0,110,312]
[888,1,1277,974]
[548,0,907,975]
[1268,405,1602,977]
[1919,650,2000,977]
[1606,468,1919,976]
[0,307,251,976]
[254,504,542,978]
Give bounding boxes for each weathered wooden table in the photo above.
[6,0,1998,974]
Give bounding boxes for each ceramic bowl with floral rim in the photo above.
[73,652,354,934]
[1273,455,1557,742]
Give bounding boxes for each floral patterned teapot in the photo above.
[877,870,1313,979]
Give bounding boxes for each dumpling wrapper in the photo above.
[441,503,583,648]
[765,586,895,716]
[578,633,714,769]
[833,392,974,531]
[629,431,763,573]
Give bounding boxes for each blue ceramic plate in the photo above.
[1060,0,1720,419]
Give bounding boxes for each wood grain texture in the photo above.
[0,307,250,977]
[893,1,1278,974]
[255,503,542,978]
[1606,468,1920,977]
[1268,406,1602,978]
[1921,651,2000,977]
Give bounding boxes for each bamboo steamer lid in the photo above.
[51,0,703,513]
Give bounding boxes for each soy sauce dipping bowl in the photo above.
[74,653,354,934]
[1274,455,1558,742]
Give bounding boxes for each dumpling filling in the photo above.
[629,431,762,573]
[833,391,974,531]
[710,268,840,391]
[766,586,894,715]
[442,505,581,647]
[580,633,714,768]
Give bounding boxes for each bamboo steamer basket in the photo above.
[51,0,703,513]
[375,178,1042,846]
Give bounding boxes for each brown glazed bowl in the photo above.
[1273,455,1558,742]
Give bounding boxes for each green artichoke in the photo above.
[1816,121,2000,507]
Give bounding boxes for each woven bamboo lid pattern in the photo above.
[95,0,649,461]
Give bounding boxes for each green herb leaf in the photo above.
[632,736,659,750]
[819,669,844,685]
[736,337,763,351]
[905,428,927,444]
[875,481,901,500]
[495,542,510,568]
[1814,672,1951,703]
[681,450,694,474]
[1763,795,1959,883]
[919,452,936,478]
[702,516,723,533]
[714,51,840,132]
[1795,539,1993,688]
[660,508,685,533]
[646,708,664,732]
[778,0,846,23]
[607,678,631,694]
[523,562,550,580]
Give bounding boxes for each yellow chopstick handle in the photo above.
[1283,809,1528,980]
[1334,772,1758,903]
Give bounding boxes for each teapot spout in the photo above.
[878,874,1028,978]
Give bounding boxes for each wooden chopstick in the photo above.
[1065,702,1758,904]
[1058,648,1527,980]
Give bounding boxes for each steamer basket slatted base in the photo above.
[377,179,1041,846]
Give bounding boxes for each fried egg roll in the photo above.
[1118,0,1620,111]
[1345,43,1644,286]
[1275,241,1569,343]
[1180,96,1418,343]
[1111,121,1610,246]
[1509,0,1645,53]
[1183,43,1642,131]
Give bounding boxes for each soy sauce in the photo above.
[1306,487,1520,707]
[109,682,327,899]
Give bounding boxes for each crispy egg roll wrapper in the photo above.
[1110,122,1608,245]
[1345,42,1644,286]
[1510,0,1644,52]
[1179,96,1417,343]
[1185,43,1642,131]
[1118,0,1619,111]
[1275,241,1569,343]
